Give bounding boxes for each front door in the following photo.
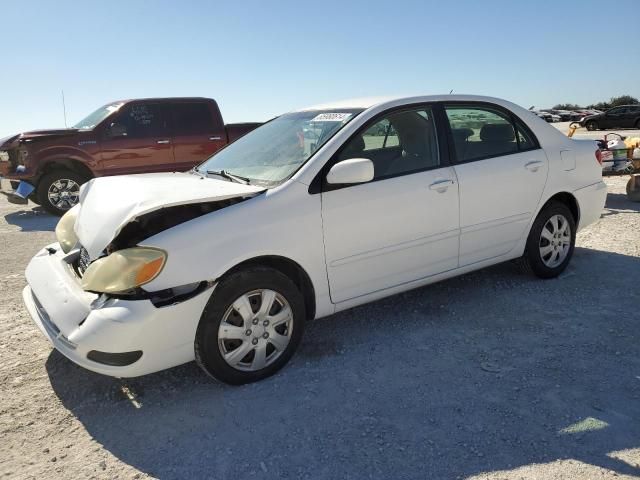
[321,106,459,303]
[99,102,174,175]
[443,104,549,266]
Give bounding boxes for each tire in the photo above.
[627,177,640,202]
[521,201,576,279]
[635,119,640,130]
[36,170,87,216]
[585,120,598,131]
[195,267,306,385]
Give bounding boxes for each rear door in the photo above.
[443,103,548,266]
[99,102,173,175]
[169,101,227,171]
[603,107,629,129]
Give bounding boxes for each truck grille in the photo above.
[76,247,91,276]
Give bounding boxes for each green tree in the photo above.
[588,95,639,111]
[553,103,582,110]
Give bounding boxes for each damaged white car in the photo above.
[23,95,607,384]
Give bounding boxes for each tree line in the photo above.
[553,95,639,111]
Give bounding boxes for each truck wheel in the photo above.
[195,267,306,385]
[37,170,87,216]
[585,120,598,131]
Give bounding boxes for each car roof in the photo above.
[295,94,525,112]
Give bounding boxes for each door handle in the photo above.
[428,179,455,192]
[156,140,170,144]
[209,136,222,141]
[525,161,543,172]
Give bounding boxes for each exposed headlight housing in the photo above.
[55,205,80,253]
[81,247,167,294]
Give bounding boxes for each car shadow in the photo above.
[3,206,57,231]
[46,245,640,479]
[604,191,640,213]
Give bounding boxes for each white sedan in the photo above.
[23,95,607,384]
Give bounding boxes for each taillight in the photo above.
[595,149,602,165]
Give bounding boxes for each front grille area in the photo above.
[77,247,91,276]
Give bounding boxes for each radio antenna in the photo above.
[61,90,68,127]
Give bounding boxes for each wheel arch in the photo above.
[220,255,316,321]
[37,158,94,182]
[539,191,580,228]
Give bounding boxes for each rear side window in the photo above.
[338,106,439,180]
[445,106,520,162]
[171,102,215,135]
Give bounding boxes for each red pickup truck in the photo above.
[0,97,260,215]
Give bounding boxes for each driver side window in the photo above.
[109,103,167,139]
[337,107,440,180]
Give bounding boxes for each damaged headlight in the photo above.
[55,205,80,253]
[81,247,167,294]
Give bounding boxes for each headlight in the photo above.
[81,247,167,294]
[0,151,9,162]
[55,205,80,253]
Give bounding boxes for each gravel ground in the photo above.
[1,176,639,480]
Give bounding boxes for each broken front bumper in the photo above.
[23,244,214,377]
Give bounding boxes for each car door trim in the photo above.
[460,212,531,235]
[329,227,460,268]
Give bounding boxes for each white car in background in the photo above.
[23,95,607,384]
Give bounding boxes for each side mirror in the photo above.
[108,122,128,137]
[326,158,374,185]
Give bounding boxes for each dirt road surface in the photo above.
[1,176,639,479]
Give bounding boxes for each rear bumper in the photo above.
[574,180,607,231]
[23,244,214,377]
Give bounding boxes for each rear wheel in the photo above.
[635,119,640,130]
[36,170,87,216]
[522,202,576,278]
[585,120,598,131]
[195,267,306,385]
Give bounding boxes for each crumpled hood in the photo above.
[75,172,264,259]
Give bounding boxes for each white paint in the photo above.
[23,94,607,378]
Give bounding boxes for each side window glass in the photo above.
[111,104,166,139]
[172,102,215,135]
[445,106,518,162]
[338,107,439,180]
[515,120,536,151]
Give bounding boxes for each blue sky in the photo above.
[1,0,638,137]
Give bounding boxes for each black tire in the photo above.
[635,119,640,130]
[195,267,306,385]
[522,201,576,279]
[36,170,87,216]
[585,120,598,131]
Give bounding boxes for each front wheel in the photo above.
[195,267,306,384]
[585,120,598,131]
[36,170,87,216]
[522,202,576,279]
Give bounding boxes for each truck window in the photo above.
[171,102,215,135]
[112,103,168,138]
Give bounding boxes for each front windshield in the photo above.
[73,102,124,130]
[197,109,362,185]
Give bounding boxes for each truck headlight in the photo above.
[55,206,80,253]
[81,247,167,294]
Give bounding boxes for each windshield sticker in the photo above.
[311,113,352,122]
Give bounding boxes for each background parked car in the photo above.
[579,105,640,131]
[0,97,261,215]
